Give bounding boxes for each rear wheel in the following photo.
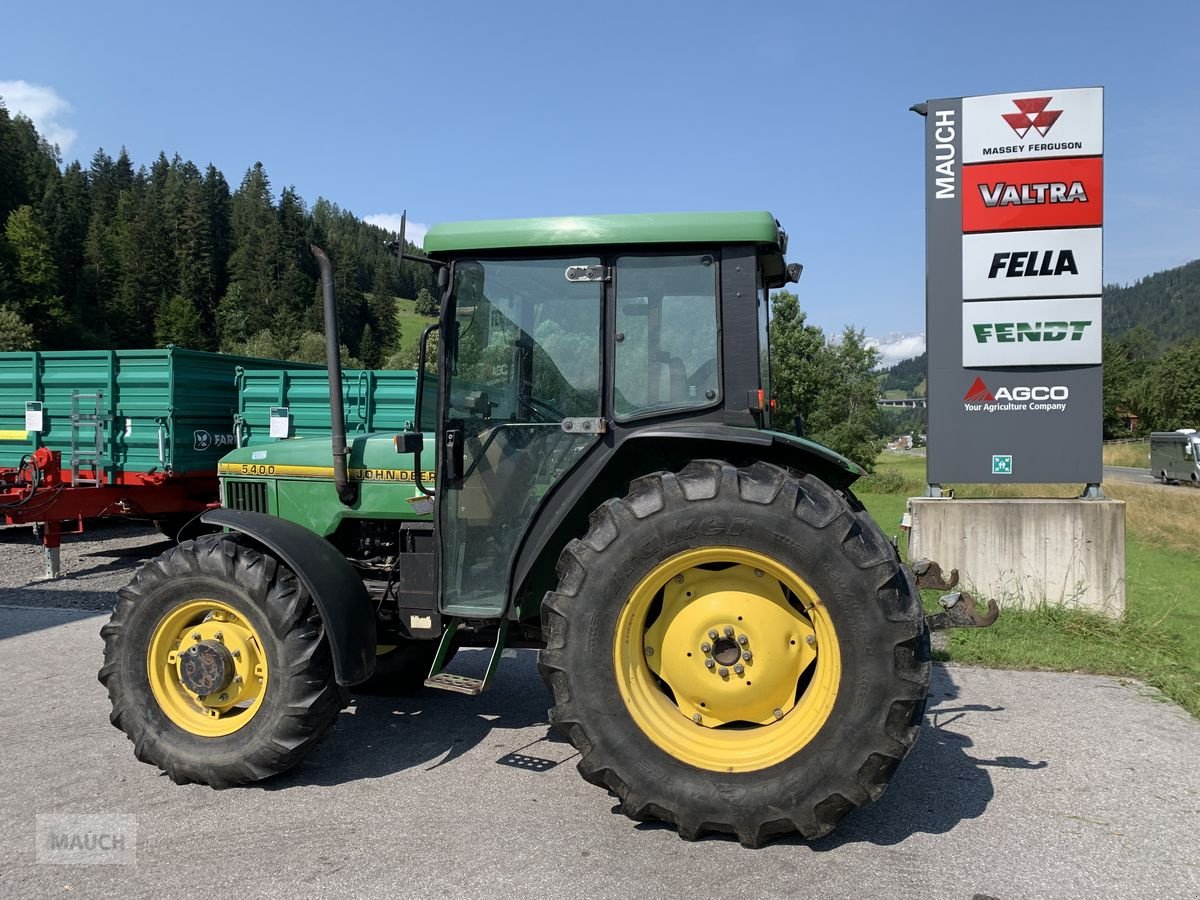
[99,535,347,787]
[539,460,930,846]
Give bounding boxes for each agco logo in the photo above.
[963,377,1069,412]
[1002,96,1063,140]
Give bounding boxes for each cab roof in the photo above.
[423,210,784,255]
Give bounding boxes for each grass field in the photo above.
[1103,440,1150,468]
[857,452,1200,717]
[394,297,439,356]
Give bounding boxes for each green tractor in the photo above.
[99,211,994,846]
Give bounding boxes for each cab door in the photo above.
[436,257,605,617]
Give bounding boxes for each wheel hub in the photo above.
[711,636,741,666]
[147,600,269,737]
[178,640,235,696]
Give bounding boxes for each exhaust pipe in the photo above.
[311,245,356,506]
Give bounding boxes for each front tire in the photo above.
[538,460,930,846]
[98,535,347,787]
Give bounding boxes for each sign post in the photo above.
[919,87,1104,488]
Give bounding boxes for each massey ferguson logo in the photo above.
[979,181,1088,207]
[1002,96,1062,139]
[963,377,1069,412]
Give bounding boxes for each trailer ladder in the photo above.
[70,390,111,488]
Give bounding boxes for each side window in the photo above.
[614,254,719,420]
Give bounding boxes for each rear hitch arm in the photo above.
[912,558,959,591]
[925,590,1000,631]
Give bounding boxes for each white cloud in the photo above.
[865,332,925,368]
[364,213,428,249]
[0,80,76,153]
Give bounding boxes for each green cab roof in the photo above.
[423,210,783,254]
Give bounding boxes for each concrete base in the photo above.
[908,498,1125,617]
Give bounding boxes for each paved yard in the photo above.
[0,525,1197,899]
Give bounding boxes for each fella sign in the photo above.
[920,86,1103,484]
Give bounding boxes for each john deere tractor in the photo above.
[99,211,993,846]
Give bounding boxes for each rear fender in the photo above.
[200,508,376,685]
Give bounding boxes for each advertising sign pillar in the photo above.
[919,87,1104,487]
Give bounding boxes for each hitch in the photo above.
[925,590,1000,631]
[912,558,959,591]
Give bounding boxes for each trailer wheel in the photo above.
[539,460,930,847]
[99,535,347,787]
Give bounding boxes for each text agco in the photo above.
[990,386,1069,401]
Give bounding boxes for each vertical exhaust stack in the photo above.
[311,245,356,506]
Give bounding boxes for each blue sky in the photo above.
[4,1,1197,364]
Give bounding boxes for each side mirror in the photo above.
[786,263,804,284]
[394,432,424,454]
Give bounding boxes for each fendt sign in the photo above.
[921,87,1103,484]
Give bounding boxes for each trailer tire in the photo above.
[99,535,347,787]
[539,460,930,847]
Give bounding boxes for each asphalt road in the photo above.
[1,527,1198,899]
[1104,465,1162,486]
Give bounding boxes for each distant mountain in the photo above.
[1104,259,1200,346]
[879,352,927,396]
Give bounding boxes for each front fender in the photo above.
[201,508,376,685]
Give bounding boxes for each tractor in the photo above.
[98,211,995,846]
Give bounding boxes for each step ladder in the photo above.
[70,391,111,487]
[424,618,509,696]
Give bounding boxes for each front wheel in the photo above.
[538,460,930,846]
[99,536,347,787]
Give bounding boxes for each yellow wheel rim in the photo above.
[613,547,840,772]
[146,599,269,737]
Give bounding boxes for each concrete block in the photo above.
[908,498,1125,617]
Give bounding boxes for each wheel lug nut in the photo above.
[704,658,715,669]
[773,708,784,720]
[723,626,735,638]
[718,667,729,677]
[644,646,654,656]
[191,632,201,641]
[218,693,228,702]
[700,642,711,653]
[708,630,718,640]
[742,650,752,661]
[214,632,224,642]
[734,664,744,675]
[232,649,241,660]
[692,713,703,724]
[806,635,816,647]
[737,634,748,646]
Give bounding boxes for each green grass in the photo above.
[857,453,1200,717]
[394,297,439,356]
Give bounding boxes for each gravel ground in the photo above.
[1,526,1198,898]
[0,521,169,610]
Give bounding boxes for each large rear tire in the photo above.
[99,535,347,787]
[538,460,930,847]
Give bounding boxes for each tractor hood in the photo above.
[218,433,434,485]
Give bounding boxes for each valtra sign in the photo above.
[962,157,1103,232]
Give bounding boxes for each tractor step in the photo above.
[423,617,510,696]
[423,672,487,695]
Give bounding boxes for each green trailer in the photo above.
[234,366,437,447]
[0,347,309,575]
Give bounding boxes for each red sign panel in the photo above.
[962,157,1103,233]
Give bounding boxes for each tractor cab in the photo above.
[417,212,803,620]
